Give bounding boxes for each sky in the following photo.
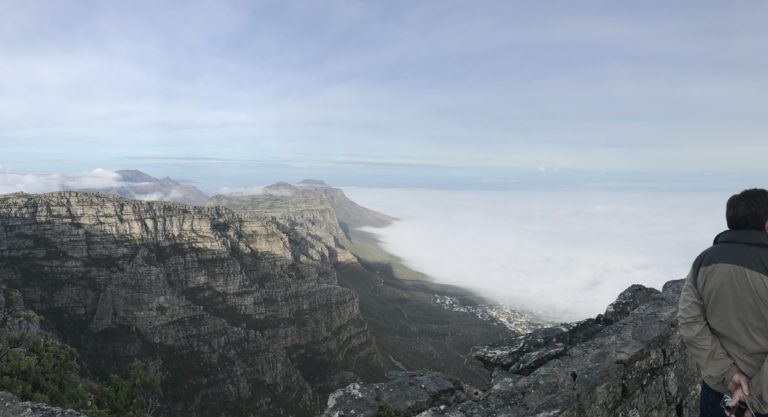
[1,0,767,188]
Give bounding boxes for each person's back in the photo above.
[679,189,768,417]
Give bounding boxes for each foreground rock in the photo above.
[0,391,86,417]
[324,280,700,417]
[324,371,467,417]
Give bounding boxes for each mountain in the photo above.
[77,169,210,206]
[324,280,700,417]
[0,183,520,416]
[0,191,381,417]
[296,179,397,229]
[212,181,516,388]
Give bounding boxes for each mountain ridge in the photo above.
[0,183,518,416]
[75,169,210,206]
[0,190,380,416]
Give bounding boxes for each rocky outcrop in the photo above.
[0,391,87,417]
[324,280,701,417]
[0,191,381,417]
[209,182,357,264]
[295,180,396,229]
[324,371,467,417]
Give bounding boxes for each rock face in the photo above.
[324,371,467,417]
[0,391,87,417]
[211,182,512,389]
[295,180,396,229]
[324,280,701,417]
[0,191,381,417]
[209,182,357,264]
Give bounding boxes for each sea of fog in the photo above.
[344,187,731,322]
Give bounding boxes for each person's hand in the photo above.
[726,372,752,417]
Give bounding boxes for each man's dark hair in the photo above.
[726,188,768,231]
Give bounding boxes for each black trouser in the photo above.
[700,381,768,417]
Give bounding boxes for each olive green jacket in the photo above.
[679,229,768,413]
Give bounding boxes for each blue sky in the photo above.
[1,1,767,190]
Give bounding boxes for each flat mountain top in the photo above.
[297,179,330,187]
[212,180,395,229]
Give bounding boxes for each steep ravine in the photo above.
[0,191,381,417]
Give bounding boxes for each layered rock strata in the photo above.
[209,182,357,264]
[0,191,380,417]
[324,280,701,417]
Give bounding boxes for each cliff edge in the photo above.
[324,279,700,417]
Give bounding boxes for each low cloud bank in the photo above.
[346,187,729,322]
[217,185,267,196]
[0,166,200,203]
[0,166,123,195]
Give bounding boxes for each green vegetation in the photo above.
[376,402,400,417]
[0,314,161,416]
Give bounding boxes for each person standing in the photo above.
[679,189,768,417]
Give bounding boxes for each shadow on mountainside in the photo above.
[337,260,512,389]
[0,196,384,417]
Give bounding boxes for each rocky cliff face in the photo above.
[0,191,381,417]
[324,280,701,417]
[294,180,396,229]
[209,182,357,264]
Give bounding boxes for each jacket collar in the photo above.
[714,229,768,247]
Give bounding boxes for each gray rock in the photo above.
[324,371,466,417]
[324,279,701,417]
[0,191,381,417]
[0,391,86,417]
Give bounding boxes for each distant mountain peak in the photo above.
[115,169,164,183]
[83,169,209,205]
[263,182,299,196]
[297,179,330,187]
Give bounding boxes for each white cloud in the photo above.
[61,168,123,189]
[217,185,267,196]
[346,187,730,322]
[131,192,166,201]
[0,166,125,195]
